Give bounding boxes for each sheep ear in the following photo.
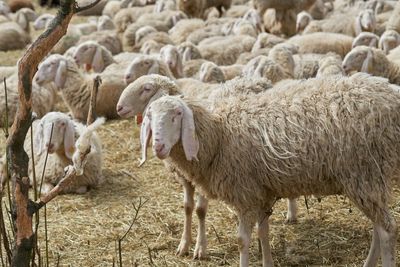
[34,121,44,156]
[369,37,377,48]
[16,12,29,32]
[139,114,152,167]
[64,121,75,159]
[148,61,160,74]
[176,54,184,78]
[92,46,105,72]
[354,15,362,36]
[182,48,192,62]
[55,60,67,88]
[180,104,199,161]
[361,50,373,73]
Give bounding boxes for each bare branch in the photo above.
[87,76,101,125]
[74,0,102,13]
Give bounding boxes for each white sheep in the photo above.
[198,62,226,83]
[379,30,400,54]
[342,46,400,85]
[159,44,184,78]
[352,31,379,48]
[34,54,126,121]
[0,9,31,51]
[316,53,344,77]
[124,55,175,84]
[177,0,232,18]
[140,73,400,267]
[73,41,116,73]
[78,30,122,55]
[33,13,54,30]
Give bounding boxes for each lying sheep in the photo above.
[379,30,400,54]
[1,112,103,194]
[352,31,379,48]
[35,55,126,121]
[342,46,400,85]
[78,30,122,55]
[287,32,353,58]
[140,73,400,267]
[73,41,116,73]
[198,62,226,83]
[0,9,31,51]
[316,53,344,77]
[124,55,175,84]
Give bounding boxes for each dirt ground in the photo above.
[1,5,400,267]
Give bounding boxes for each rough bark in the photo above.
[6,1,102,266]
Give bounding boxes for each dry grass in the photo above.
[1,4,400,267]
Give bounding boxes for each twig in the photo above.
[55,253,60,267]
[211,225,222,244]
[3,78,11,217]
[44,205,49,267]
[304,195,309,214]
[0,201,10,265]
[87,76,101,125]
[118,198,148,267]
[38,123,54,197]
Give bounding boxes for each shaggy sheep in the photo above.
[2,112,103,194]
[316,53,344,77]
[292,53,323,79]
[122,21,171,51]
[287,32,353,58]
[97,15,116,31]
[219,64,243,80]
[303,8,377,37]
[34,55,126,121]
[78,30,122,55]
[73,41,116,73]
[140,73,400,267]
[113,5,155,32]
[134,26,173,51]
[379,30,400,54]
[342,46,400,85]
[0,9,31,51]
[352,31,379,48]
[198,62,226,83]
[242,55,291,83]
[160,44,183,78]
[169,19,206,45]
[124,55,175,84]
[177,0,232,18]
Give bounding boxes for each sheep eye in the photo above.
[60,122,66,127]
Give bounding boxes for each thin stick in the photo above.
[3,78,11,217]
[0,201,11,264]
[38,123,54,197]
[44,205,49,267]
[87,76,101,125]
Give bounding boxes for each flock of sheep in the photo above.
[1,0,400,266]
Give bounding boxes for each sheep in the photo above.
[342,46,400,85]
[77,0,108,16]
[379,30,400,55]
[219,64,244,81]
[386,1,400,33]
[352,31,379,48]
[140,40,163,54]
[0,9,31,51]
[33,13,55,30]
[253,0,317,16]
[303,9,377,37]
[316,53,344,77]
[124,55,175,84]
[296,11,312,33]
[242,55,291,83]
[34,55,126,121]
[155,0,176,12]
[134,26,173,51]
[197,35,256,65]
[0,66,17,81]
[122,21,170,51]
[177,41,203,62]
[387,45,400,66]
[0,1,10,18]
[198,62,226,83]
[160,44,183,78]
[0,77,57,127]
[140,73,400,267]
[169,19,206,45]
[292,53,323,79]
[97,15,115,31]
[7,112,103,194]
[251,33,285,53]
[263,8,297,37]
[117,74,274,258]
[78,30,122,55]
[73,41,116,73]
[113,5,155,33]
[177,0,232,18]
[287,32,353,58]
[8,0,34,12]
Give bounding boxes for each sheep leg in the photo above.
[285,198,297,223]
[194,194,208,259]
[363,226,380,267]
[257,211,274,267]
[176,178,195,256]
[376,219,397,267]
[237,214,254,267]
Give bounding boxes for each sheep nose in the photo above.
[46,143,54,150]
[167,60,173,66]
[116,105,123,112]
[125,75,131,83]
[154,143,165,153]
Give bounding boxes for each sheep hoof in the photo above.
[193,243,207,260]
[176,240,190,257]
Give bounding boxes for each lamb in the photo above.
[0,9,31,51]
[287,32,353,58]
[140,73,400,267]
[303,9,377,37]
[242,55,291,83]
[1,112,103,194]
[342,46,400,85]
[219,64,244,80]
[379,30,400,54]
[316,53,344,77]
[34,54,126,121]
[159,44,184,78]
[73,41,116,73]
[124,55,175,84]
[177,0,232,18]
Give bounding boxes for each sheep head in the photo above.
[379,30,400,55]
[160,44,183,78]
[342,46,376,75]
[296,11,312,33]
[352,32,379,48]
[34,112,76,159]
[139,96,199,166]
[124,55,161,84]
[35,54,68,88]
